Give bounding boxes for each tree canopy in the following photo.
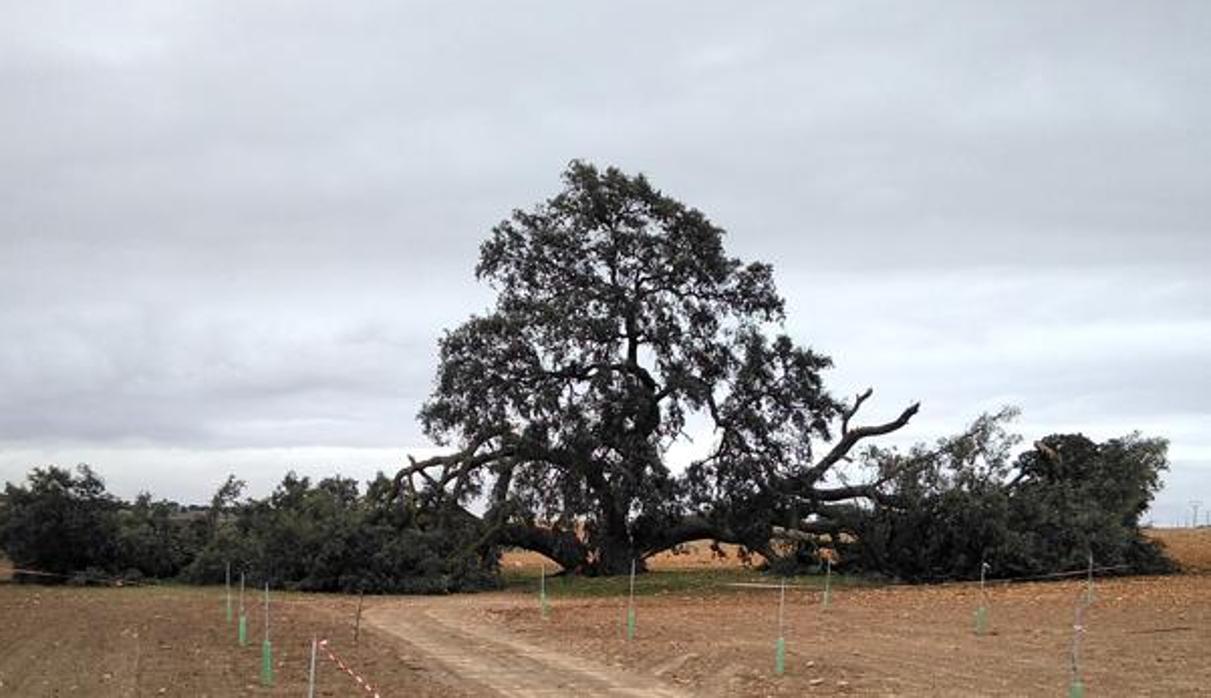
[845,411,1173,580]
[0,465,496,593]
[182,472,497,593]
[0,464,205,581]
[396,161,921,574]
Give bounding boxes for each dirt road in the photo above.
[365,594,687,697]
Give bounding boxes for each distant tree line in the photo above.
[0,466,495,593]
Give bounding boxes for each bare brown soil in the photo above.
[0,580,456,697]
[485,529,1211,696]
[501,540,764,573]
[3,528,1208,696]
[1150,527,1211,573]
[488,574,1211,696]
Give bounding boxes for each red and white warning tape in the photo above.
[318,639,382,698]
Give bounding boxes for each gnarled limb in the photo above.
[497,522,589,572]
[841,387,874,436]
[804,395,919,484]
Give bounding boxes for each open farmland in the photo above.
[2,529,1209,696]
[0,568,463,697]
[480,529,1211,696]
[1152,527,1211,572]
[487,570,1210,696]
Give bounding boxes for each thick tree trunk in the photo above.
[586,532,642,576]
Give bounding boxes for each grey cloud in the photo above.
[0,303,438,447]
[0,2,1207,511]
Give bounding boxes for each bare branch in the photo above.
[841,387,874,436]
[390,429,514,504]
[805,397,920,483]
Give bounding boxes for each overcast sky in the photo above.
[1,2,1207,524]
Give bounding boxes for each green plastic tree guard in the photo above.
[261,639,274,686]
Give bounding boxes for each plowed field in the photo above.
[0,580,458,697]
[1,528,1208,696]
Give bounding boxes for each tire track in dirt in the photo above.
[366,596,688,697]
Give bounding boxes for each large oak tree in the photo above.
[396,162,919,575]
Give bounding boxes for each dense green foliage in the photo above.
[0,466,498,592]
[841,410,1174,581]
[0,465,204,581]
[183,473,498,593]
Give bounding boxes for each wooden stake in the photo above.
[263,583,270,643]
[540,563,549,619]
[354,590,364,646]
[775,578,786,675]
[307,636,318,698]
[778,578,786,637]
[626,558,636,640]
[823,558,832,608]
[238,571,247,646]
[1085,551,1095,604]
[1069,592,1089,696]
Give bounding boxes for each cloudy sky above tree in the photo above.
[1,2,1207,524]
